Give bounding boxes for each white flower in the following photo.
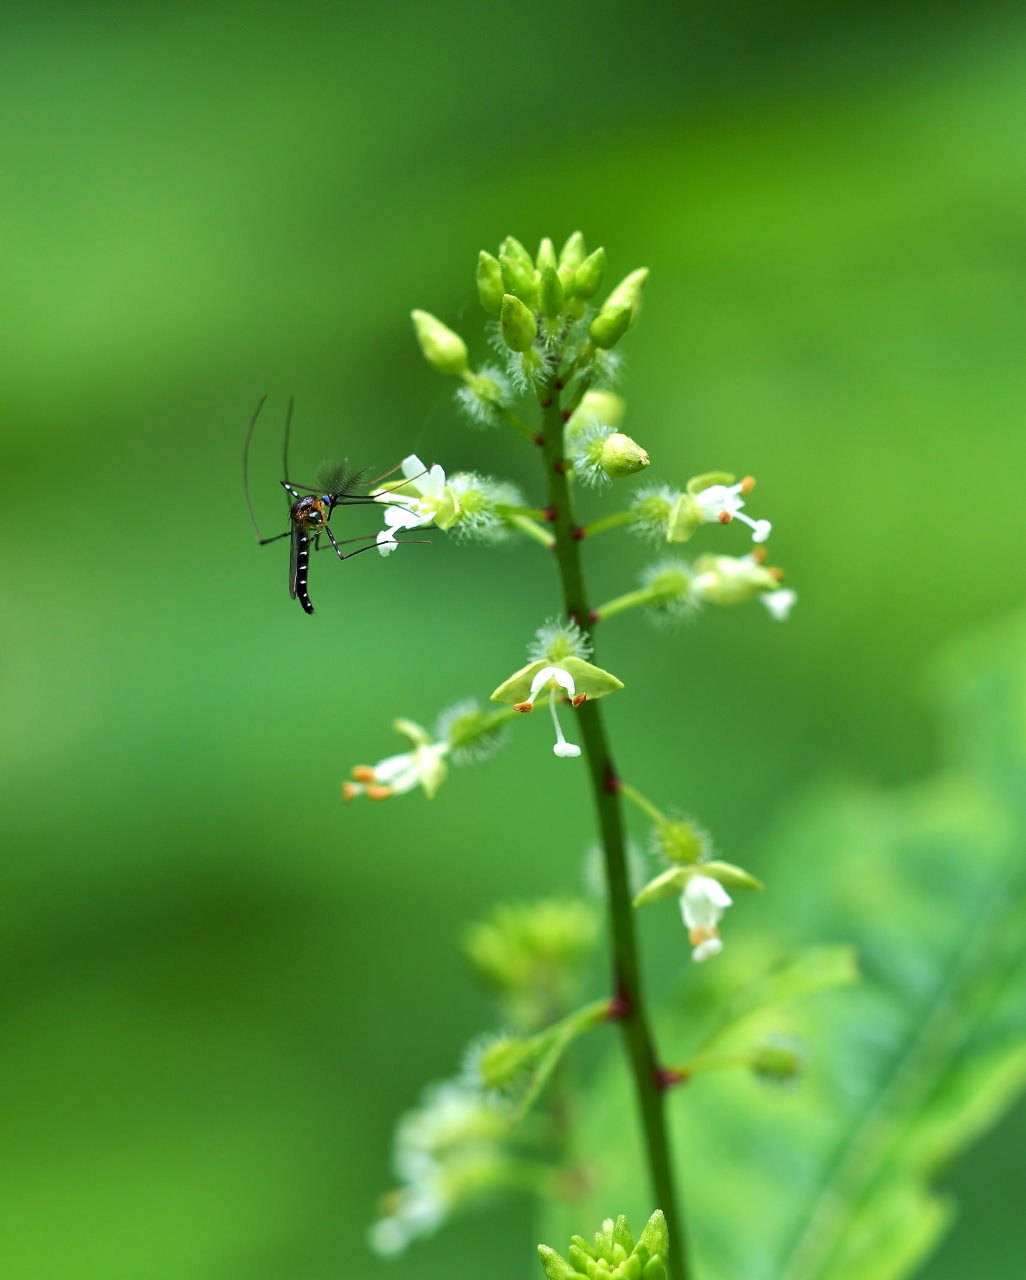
[680,874,732,963]
[761,588,797,621]
[693,478,771,543]
[344,740,449,802]
[368,1078,510,1255]
[520,665,582,759]
[374,455,449,553]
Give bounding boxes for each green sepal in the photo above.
[393,717,432,749]
[540,266,565,319]
[536,236,558,274]
[666,493,700,542]
[572,246,606,299]
[700,860,765,891]
[589,303,632,349]
[432,485,461,531]
[634,861,763,907]
[636,1212,669,1267]
[559,230,587,270]
[633,866,690,907]
[537,1244,585,1280]
[476,250,505,315]
[500,252,539,305]
[640,1258,667,1280]
[500,293,538,351]
[687,470,735,496]
[490,657,624,705]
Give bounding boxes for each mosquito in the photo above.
[243,396,419,614]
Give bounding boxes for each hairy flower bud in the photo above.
[539,266,565,319]
[411,310,468,375]
[589,303,632,349]
[501,293,538,351]
[476,250,505,315]
[602,266,649,322]
[558,230,587,271]
[500,252,539,305]
[572,246,606,299]
[535,236,558,274]
[600,432,650,478]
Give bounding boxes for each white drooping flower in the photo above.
[522,665,582,759]
[680,874,733,962]
[692,478,771,543]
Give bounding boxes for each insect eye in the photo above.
[309,511,321,524]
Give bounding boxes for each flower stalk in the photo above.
[537,381,688,1280]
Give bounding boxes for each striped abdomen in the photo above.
[289,526,315,614]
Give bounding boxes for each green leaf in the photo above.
[692,944,858,1056]
[541,611,1026,1280]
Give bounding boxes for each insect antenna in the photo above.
[282,395,295,487]
[243,394,270,542]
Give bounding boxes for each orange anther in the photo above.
[351,765,376,782]
[740,475,756,494]
[717,511,732,524]
[366,785,394,802]
[341,781,359,803]
[571,693,587,707]
[513,700,534,713]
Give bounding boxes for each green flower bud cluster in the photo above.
[539,1211,669,1280]
[463,899,599,1031]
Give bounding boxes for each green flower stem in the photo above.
[669,1050,755,1078]
[538,385,688,1280]
[497,504,552,522]
[499,405,541,443]
[580,510,636,539]
[619,782,667,825]
[593,586,659,622]
[506,513,556,548]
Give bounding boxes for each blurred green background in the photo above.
[3,1,1026,1276]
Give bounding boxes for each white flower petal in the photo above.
[681,874,733,929]
[384,504,423,530]
[421,463,446,500]
[693,483,743,521]
[529,664,576,699]
[377,529,399,556]
[762,588,797,621]
[401,454,426,481]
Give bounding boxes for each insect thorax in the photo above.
[290,495,331,528]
